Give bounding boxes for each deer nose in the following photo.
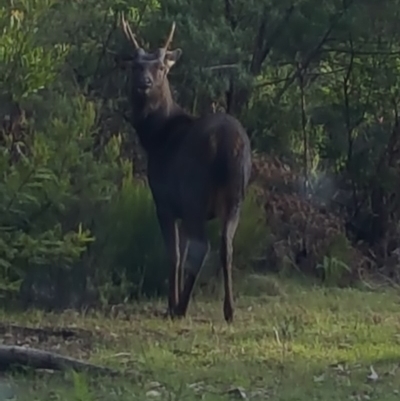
[141,77,152,88]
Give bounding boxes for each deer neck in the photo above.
[132,78,175,118]
[130,79,185,153]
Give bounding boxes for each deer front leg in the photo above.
[175,222,209,318]
[156,209,180,316]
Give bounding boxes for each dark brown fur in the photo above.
[119,16,251,322]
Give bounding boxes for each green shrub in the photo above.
[316,233,353,286]
[234,186,269,269]
[196,185,269,295]
[207,185,269,268]
[93,174,166,302]
[93,182,269,302]
[0,2,123,303]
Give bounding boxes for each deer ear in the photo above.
[165,48,182,69]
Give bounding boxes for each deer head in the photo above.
[120,13,182,99]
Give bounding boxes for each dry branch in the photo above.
[202,64,239,71]
[0,345,117,375]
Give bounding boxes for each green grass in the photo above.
[1,275,400,400]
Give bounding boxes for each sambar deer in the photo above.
[118,14,251,322]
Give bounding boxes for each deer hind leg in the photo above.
[178,223,189,295]
[220,206,241,323]
[174,223,209,318]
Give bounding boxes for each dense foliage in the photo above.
[1,0,400,308]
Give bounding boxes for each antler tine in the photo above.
[163,21,176,50]
[121,12,140,50]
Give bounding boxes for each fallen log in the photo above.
[0,345,117,375]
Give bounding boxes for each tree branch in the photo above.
[274,0,354,102]
[298,64,309,194]
[202,63,239,71]
[255,67,347,89]
[343,33,355,172]
[259,5,295,68]
[250,5,295,75]
[224,0,237,31]
[322,47,400,56]
[0,345,119,375]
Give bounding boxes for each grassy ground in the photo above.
[1,274,400,400]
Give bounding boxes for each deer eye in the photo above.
[158,64,166,71]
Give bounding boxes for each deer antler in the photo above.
[163,21,176,50]
[121,12,140,49]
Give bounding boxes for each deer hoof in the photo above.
[164,305,179,319]
[163,306,185,320]
[162,309,173,320]
[172,313,185,320]
[173,305,187,319]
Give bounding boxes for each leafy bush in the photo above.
[92,173,166,302]
[0,1,123,304]
[234,186,270,269]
